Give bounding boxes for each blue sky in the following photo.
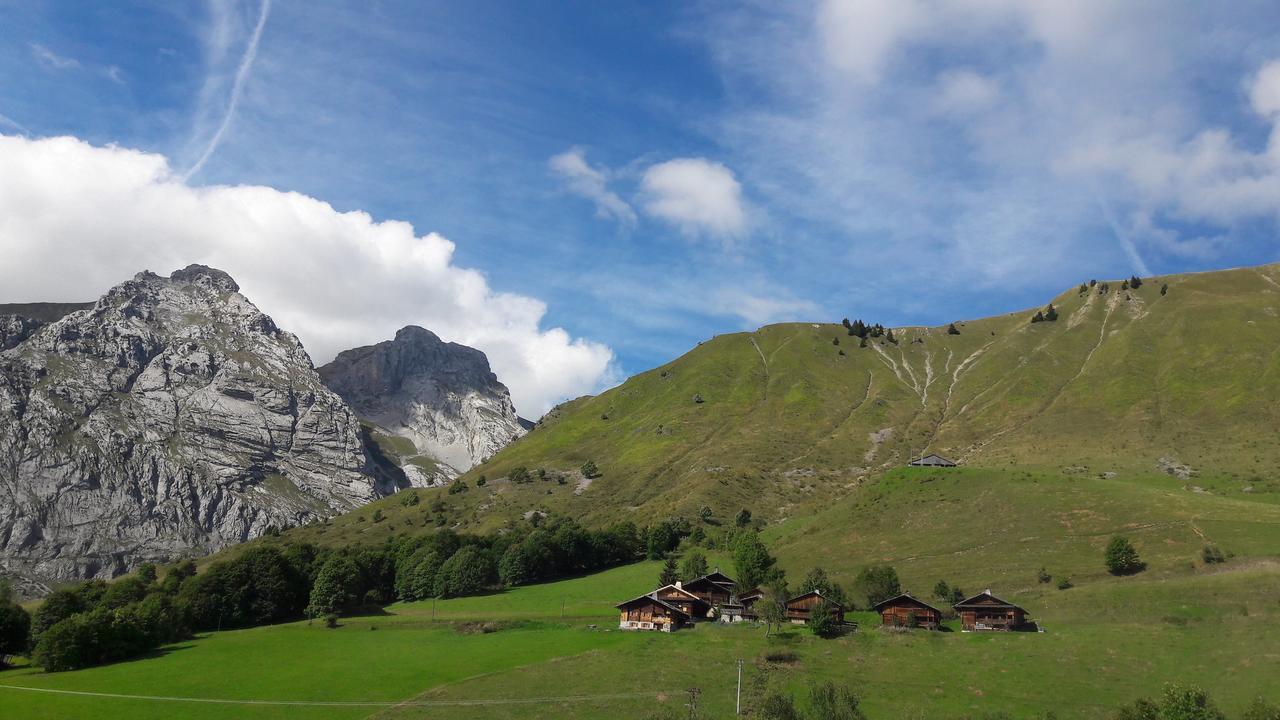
[3,1,1280,415]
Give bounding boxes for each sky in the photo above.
[2,1,1280,417]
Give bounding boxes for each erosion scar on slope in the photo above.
[749,335,769,399]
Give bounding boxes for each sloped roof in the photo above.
[615,592,692,618]
[654,584,708,605]
[953,589,1025,612]
[872,593,944,614]
[786,589,844,610]
[909,453,957,467]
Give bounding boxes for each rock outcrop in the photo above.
[0,266,387,585]
[319,326,526,486]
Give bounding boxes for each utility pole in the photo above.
[432,596,436,621]
[561,596,565,618]
[736,659,744,715]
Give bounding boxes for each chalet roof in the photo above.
[615,592,692,618]
[786,589,844,610]
[702,569,736,586]
[654,583,709,605]
[736,587,764,601]
[872,593,944,614]
[683,574,734,593]
[953,589,1025,612]
[908,453,957,467]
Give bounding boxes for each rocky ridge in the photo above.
[0,265,388,585]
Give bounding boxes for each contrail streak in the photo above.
[1095,194,1152,277]
[183,0,271,182]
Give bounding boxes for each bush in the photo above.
[1105,536,1144,575]
[1056,577,1073,590]
[1201,545,1226,564]
[735,508,752,528]
[447,479,469,494]
[580,461,600,479]
[476,475,487,487]
[808,600,838,638]
[324,613,339,629]
[372,509,384,523]
[1045,304,1058,321]
[509,466,531,484]
[947,322,960,335]
[1037,567,1052,584]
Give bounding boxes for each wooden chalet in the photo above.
[909,453,957,467]
[616,592,692,632]
[873,593,943,629]
[953,589,1029,631]
[653,583,713,619]
[720,586,763,623]
[681,570,736,608]
[785,590,845,624]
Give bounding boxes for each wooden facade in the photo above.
[785,590,845,624]
[653,583,712,619]
[616,593,691,632]
[873,593,943,629]
[682,575,733,608]
[954,590,1028,631]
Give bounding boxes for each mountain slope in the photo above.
[318,326,525,486]
[0,265,386,586]
[376,263,1280,532]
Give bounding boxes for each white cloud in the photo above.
[549,148,636,224]
[817,0,926,84]
[640,158,749,238]
[0,134,614,416]
[29,43,80,70]
[934,69,999,115]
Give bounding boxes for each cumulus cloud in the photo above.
[640,158,749,238]
[0,134,614,416]
[548,148,636,224]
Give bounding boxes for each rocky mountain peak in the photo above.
[319,326,525,483]
[0,265,386,587]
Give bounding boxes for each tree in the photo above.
[1130,275,1144,288]
[395,548,443,601]
[1105,536,1144,575]
[855,565,900,608]
[659,557,679,586]
[933,580,951,602]
[0,581,31,666]
[809,599,838,638]
[498,544,531,587]
[580,460,600,479]
[732,532,779,590]
[509,466,531,483]
[1031,311,1045,323]
[32,587,89,639]
[681,550,709,581]
[448,479,469,494]
[697,505,713,522]
[808,681,867,720]
[760,577,790,637]
[308,554,363,616]
[947,322,960,335]
[735,508,753,528]
[801,567,847,605]
[1201,545,1226,564]
[434,545,496,598]
[832,337,840,346]
[1161,283,1169,296]
[1045,304,1059,321]
[136,563,158,586]
[886,328,897,344]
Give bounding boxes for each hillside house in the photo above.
[954,590,1029,631]
[909,453,957,467]
[721,586,763,623]
[682,570,736,607]
[785,590,845,624]
[653,583,712,619]
[873,593,943,629]
[616,593,692,632]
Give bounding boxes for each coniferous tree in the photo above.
[1031,311,1045,324]
[659,557,679,586]
[947,322,960,335]
[1105,536,1144,575]
[886,328,897,344]
[1161,283,1169,296]
[1045,304,1059,321]
[1130,275,1143,288]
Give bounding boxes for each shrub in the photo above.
[1031,311,1045,323]
[448,479,469,494]
[434,546,496,598]
[1201,545,1226,564]
[735,508,752,528]
[476,476,487,487]
[1242,697,1280,720]
[1037,567,1052,584]
[1056,577,1073,590]
[1105,536,1144,575]
[0,582,31,666]
[509,466,531,484]
[809,600,838,638]
[580,460,600,479]
[1045,304,1058,321]
[947,322,960,335]
[324,613,339,629]
[372,509,384,523]
[1161,283,1169,296]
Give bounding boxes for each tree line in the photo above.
[11,514,678,672]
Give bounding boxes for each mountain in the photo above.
[292,262,1280,545]
[0,265,386,587]
[0,302,94,350]
[318,326,526,486]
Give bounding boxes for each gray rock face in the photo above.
[0,265,386,585]
[319,326,525,485]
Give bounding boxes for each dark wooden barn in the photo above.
[785,590,845,624]
[616,593,692,632]
[953,590,1029,631]
[873,593,943,629]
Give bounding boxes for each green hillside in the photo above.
[318,263,1280,543]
